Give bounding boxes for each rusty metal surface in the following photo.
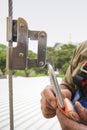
[12,18,28,69]
[28,30,40,40]
[38,31,47,67]
[28,31,47,68]
[7,17,47,70]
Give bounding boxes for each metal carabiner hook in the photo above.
[47,64,64,108]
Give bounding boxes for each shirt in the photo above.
[61,41,87,96]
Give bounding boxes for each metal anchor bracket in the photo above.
[28,30,47,68]
[7,17,47,70]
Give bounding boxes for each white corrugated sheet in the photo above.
[0,76,62,130]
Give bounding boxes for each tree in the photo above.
[28,50,37,58]
[55,44,76,74]
[46,44,76,74]
[0,52,6,74]
[0,45,7,75]
[46,47,57,66]
[0,44,6,51]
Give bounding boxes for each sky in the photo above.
[0,0,87,52]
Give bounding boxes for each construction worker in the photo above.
[41,41,87,130]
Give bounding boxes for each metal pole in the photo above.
[8,69,14,130]
[8,0,14,130]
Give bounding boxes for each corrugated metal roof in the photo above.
[0,77,62,130]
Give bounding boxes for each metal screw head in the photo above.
[39,61,44,66]
[20,23,24,28]
[40,32,46,38]
[19,52,24,57]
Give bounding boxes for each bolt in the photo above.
[39,61,44,66]
[20,23,24,28]
[19,52,24,57]
[40,32,46,38]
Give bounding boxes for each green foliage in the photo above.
[14,69,35,77]
[46,47,57,65]
[0,44,6,51]
[34,67,47,76]
[47,44,76,74]
[0,44,7,75]
[62,62,69,74]
[28,50,37,58]
[55,44,76,71]
[14,70,25,76]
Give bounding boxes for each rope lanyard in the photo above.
[8,0,14,130]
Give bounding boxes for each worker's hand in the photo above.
[40,84,72,118]
[56,108,87,130]
[40,85,57,118]
[60,84,72,100]
[75,101,87,124]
